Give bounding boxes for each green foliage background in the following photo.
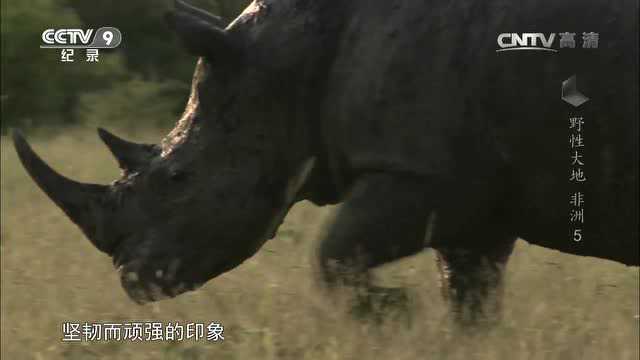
[0,0,249,133]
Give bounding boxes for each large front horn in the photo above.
[98,128,157,173]
[165,0,242,60]
[12,131,112,252]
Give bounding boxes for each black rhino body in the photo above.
[318,0,638,265]
[14,0,638,315]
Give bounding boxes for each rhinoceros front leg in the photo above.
[317,172,433,316]
[435,238,515,325]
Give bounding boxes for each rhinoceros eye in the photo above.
[147,166,189,196]
[169,170,189,183]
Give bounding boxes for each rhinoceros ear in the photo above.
[174,0,226,28]
[165,0,242,61]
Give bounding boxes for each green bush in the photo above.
[1,0,251,133]
[0,0,129,131]
[76,77,191,130]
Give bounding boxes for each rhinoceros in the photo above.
[13,0,638,319]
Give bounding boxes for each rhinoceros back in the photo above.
[321,0,638,264]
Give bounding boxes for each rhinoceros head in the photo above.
[13,0,332,303]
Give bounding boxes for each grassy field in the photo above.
[1,127,638,360]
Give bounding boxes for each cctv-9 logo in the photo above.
[40,27,122,49]
[90,27,122,48]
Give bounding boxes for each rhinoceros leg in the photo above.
[317,173,432,315]
[434,238,515,325]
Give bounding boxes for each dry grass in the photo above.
[1,127,638,360]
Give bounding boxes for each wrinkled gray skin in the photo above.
[14,0,638,321]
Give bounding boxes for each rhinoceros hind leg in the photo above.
[317,172,433,317]
[434,238,515,326]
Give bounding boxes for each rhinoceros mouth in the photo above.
[114,248,240,304]
[109,235,130,266]
[116,260,204,304]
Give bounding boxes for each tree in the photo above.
[0,0,250,132]
[1,0,128,131]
